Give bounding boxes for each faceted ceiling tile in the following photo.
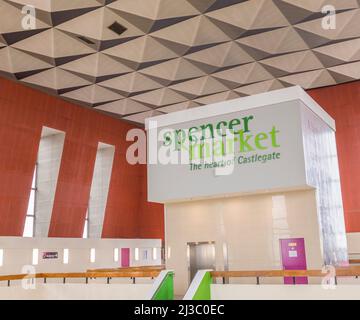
[157,100,200,113]
[313,38,360,67]
[279,69,336,89]
[56,6,144,43]
[11,29,95,64]
[234,79,285,95]
[184,41,254,70]
[139,57,205,84]
[293,10,360,48]
[95,98,152,115]
[51,0,102,12]
[6,0,52,12]
[213,62,273,88]
[206,0,289,37]
[237,26,309,59]
[0,47,12,73]
[21,67,91,92]
[61,84,124,105]
[260,50,323,76]
[328,61,360,83]
[103,35,178,67]
[131,87,189,107]
[170,75,230,97]
[98,72,163,96]
[122,110,164,124]
[194,90,241,105]
[60,52,132,79]
[0,0,50,35]
[151,15,230,49]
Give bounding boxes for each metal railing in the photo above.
[0,269,161,287]
[211,267,360,285]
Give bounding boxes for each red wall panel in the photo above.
[308,81,360,233]
[4,75,360,237]
[0,77,164,239]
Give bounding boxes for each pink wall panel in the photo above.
[0,77,164,238]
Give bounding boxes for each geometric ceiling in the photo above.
[1,0,360,124]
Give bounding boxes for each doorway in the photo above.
[187,242,216,282]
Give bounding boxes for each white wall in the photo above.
[0,237,162,276]
[211,284,360,300]
[0,284,153,300]
[165,189,324,295]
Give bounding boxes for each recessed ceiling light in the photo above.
[108,21,127,36]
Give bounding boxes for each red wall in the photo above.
[1,76,360,236]
[0,77,164,238]
[309,81,360,233]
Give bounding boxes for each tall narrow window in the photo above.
[23,165,37,237]
[83,209,89,239]
[87,143,115,238]
[34,127,65,237]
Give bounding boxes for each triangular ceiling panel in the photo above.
[206,0,289,36]
[313,38,360,66]
[170,75,230,97]
[237,26,308,57]
[328,61,360,83]
[11,29,95,61]
[98,72,163,96]
[61,84,124,105]
[213,62,273,88]
[185,41,254,70]
[139,57,205,83]
[151,15,230,49]
[21,67,91,92]
[194,90,241,105]
[103,35,178,67]
[132,87,189,107]
[260,50,323,75]
[157,100,200,113]
[279,69,336,89]
[122,110,164,124]
[60,52,133,79]
[234,79,285,96]
[95,98,152,115]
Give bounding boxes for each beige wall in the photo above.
[165,189,324,295]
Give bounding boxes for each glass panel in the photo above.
[31,166,37,189]
[83,220,88,239]
[23,216,34,237]
[26,190,35,216]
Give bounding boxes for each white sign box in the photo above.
[146,86,335,203]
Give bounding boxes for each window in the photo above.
[23,165,37,237]
[90,248,96,263]
[32,248,39,265]
[83,209,89,239]
[63,249,69,264]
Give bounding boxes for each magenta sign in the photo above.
[121,248,130,268]
[280,238,308,285]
